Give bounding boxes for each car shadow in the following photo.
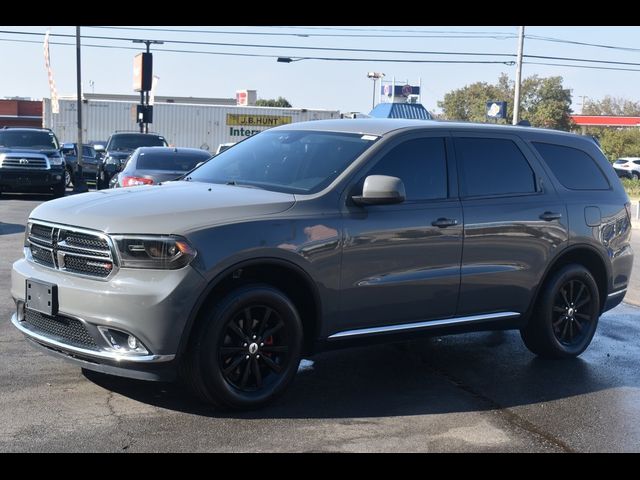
[82,325,630,420]
[0,222,25,236]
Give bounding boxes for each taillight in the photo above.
[122,176,154,187]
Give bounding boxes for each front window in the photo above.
[0,130,59,150]
[107,134,167,151]
[187,130,378,194]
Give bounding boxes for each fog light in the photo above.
[55,175,61,180]
[98,327,149,355]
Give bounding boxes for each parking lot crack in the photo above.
[425,364,575,453]
[105,391,137,452]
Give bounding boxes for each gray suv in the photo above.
[10,119,633,410]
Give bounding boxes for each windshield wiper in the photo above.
[225,181,264,190]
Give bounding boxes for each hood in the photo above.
[0,147,60,156]
[30,181,296,235]
[105,151,132,160]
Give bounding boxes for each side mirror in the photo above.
[93,144,105,152]
[61,143,76,155]
[352,175,406,206]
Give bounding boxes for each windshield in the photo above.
[187,130,378,194]
[135,150,212,171]
[108,134,167,151]
[0,130,59,150]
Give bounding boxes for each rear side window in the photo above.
[455,137,536,197]
[532,142,609,190]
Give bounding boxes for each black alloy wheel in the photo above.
[184,284,303,410]
[551,278,595,347]
[521,264,600,358]
[219,304,290,392]
[65,167,73,188]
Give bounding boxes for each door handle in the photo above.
[431,218,458,228]
[539,211,562,221]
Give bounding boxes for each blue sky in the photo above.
[1,26,639,115]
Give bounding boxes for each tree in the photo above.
[255,97,292,108]
[581,96,640,161]
[583,96,640,116]
[438,73,573,131]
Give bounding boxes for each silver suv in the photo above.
[10,119,634,410]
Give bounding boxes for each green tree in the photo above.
[583,96,640,116]
[580,96,640,161]
[438,73,573,130]
[255,97,292,108]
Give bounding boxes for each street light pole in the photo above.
[512,26,525,125]
[74,26,88,193]
[367,72,385,110]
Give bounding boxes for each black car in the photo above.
[61,143,104,187]
[0,127,66,197]
[111,147,212,188]
[96,132,168,189]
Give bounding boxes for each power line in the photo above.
[0,29,516,57]
[3,31,640,72]
[89,25,517,40]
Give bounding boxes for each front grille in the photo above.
[24,308,98,350]
[0,154,49,170]
[27,222,117,279]
[63,254,113,278]
[30,243,54,267]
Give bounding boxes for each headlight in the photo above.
[48,155,63,166]
[111,235,196,269]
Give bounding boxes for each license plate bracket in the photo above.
[25,279,58,316]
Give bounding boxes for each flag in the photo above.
[44,30,59,114]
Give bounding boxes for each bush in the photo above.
[621,178,640,198]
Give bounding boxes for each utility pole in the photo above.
[74,26,88,193]
[512,26,525,125]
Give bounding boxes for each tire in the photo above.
[521,264,600,358]
[65,167,74,188]
[52,180,66,198]
[183,284,303,410]
[632,172,639,181]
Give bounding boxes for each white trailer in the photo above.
[43,98,340,152]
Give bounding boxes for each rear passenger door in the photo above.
[452,132,569,317]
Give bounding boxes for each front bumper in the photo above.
[0,166,64,191]
[11,257,207,381]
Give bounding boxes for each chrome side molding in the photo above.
[328,311,520,340]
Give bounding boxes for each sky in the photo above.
[1,26,640,115]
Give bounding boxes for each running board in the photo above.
[328,311,520,340]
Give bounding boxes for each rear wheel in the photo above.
[632,172,639,181]
[183,284,303,410]
[521,264,600,358]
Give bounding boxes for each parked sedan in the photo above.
[111,147,212,188]
[613,157,640,180]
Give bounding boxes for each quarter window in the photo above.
[532,142,609,190]
[365,137,448,201]
[455,137,536,197]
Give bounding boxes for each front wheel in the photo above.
[65,167,74,187]
[521,264,600,358]
[183,284,303,410]
[632,172,640,181]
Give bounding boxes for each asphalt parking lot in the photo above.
[2,192,640,452]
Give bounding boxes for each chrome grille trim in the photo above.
[26,220,119,280]
[0,153,51,170]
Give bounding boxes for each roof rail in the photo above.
[113,130,163,135]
